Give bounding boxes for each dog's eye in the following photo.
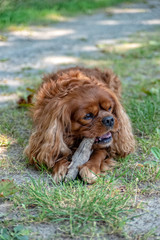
[83,113,94,120]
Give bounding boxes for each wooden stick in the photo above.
[65,138,94,181]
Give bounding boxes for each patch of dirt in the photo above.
[125,195,160,239]
[0,0,160,238]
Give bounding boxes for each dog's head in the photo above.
[68,85,119,148]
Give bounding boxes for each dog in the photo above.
[25,67,135,183]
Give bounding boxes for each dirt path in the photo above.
[0,0,160,239]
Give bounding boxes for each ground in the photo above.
[0,0,160,239]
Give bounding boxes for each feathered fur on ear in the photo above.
[24,97,71,169]
[111,99,135,158]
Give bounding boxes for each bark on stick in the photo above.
[65,138,94,181]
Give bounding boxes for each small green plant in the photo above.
[0,225,29,240]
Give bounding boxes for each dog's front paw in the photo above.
[79,163,100,184]
[100,158,116,172]
[52,159,70,183]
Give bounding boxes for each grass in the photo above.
[0,0,136,30]
[13,177,131,237]
[0,24,160,239]
[0,108,31,147]
[0,179,18,197]
[0,134,11,147]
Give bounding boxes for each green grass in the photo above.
[0,0,135,30]
[13,177,131,237]
[0,28,160,238]
[127,94,160,136]
[0,179,18,197]
[0,108,31,147]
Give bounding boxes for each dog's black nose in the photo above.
[102,116,114,128]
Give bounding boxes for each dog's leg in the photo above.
[79,149,107,184]
[52,158,70,183]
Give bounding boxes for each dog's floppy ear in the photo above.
[24,98,71,169]
[111,98,135,158]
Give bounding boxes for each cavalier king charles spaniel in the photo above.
[25,67,135,183]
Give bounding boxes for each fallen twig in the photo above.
[65,138,94,181]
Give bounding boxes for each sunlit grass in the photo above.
[0,0,137,30]
[0,134,11,147]
[97,42,143,53]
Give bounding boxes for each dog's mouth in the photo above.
[95,132,112,144]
